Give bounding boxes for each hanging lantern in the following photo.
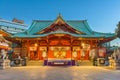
[99,48,106,57]
[42,50,47,57]
[72,50,77,58]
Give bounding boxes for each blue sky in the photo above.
[0,0,120,33]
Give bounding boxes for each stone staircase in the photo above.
[27,60,44,66]
[78,60,93,66]
[26,60,93,66]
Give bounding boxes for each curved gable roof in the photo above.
[26,15,93,35]
[26,20,53,34]
[13,15,115,39]
[66,20,93,35]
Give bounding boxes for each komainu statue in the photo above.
[112,48,120,62]
[0,49,7,60]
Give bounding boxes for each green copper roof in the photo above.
[25,15,94,35]
[66,20,93,34]
[13,15,116,38]
[26,20,53,35]
[25,20,93,35]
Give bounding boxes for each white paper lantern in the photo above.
[72,51,77,57]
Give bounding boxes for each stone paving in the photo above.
[0,66,120,80]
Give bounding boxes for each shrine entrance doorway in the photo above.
[29,46,38,60]
[48,46,71,59]
[47,46,72,65]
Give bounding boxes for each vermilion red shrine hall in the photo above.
[10,15,115,66]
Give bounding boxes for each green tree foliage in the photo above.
[116,22,120,38]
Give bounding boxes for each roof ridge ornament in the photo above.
[54,13,65,24]
[57,13,63,20]
[58,12,61,17]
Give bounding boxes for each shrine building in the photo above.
[10,15,115,66]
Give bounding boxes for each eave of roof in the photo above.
[12,31,116,38]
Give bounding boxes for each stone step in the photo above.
[78,60,93,66]
[27,60,44,66]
